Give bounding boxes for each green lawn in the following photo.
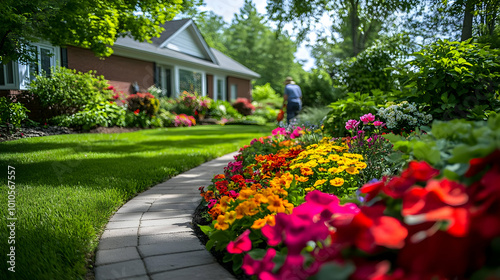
[0,125,274,280]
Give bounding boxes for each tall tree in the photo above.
[0,0,186,63]
[223,0,300,93]
[266,0,418,57]
[195,11,229,53]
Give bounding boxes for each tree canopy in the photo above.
[0,0,187,63]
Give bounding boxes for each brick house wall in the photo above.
[66,46,155,94]
[227,76,252,100]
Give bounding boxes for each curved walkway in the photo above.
[94,152,238,280]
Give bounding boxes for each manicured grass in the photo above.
[0,125,274,280]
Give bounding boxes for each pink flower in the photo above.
[227,229,252,254]
[345,119,360,130]
[242,248,276,277]
[360,113,376,124]
[373,121,385,127]
[207,199,217,208]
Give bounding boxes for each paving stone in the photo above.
[95,259,147,280]
[139,222,193,236]
[150,263,235,280]
[122,276,150,280]
[95,247,141,266]
[140,217,191,228]
[152,194,198,204]
[106,220,141,229]
[139,232,197,246]
[138,232,204,257]
[98,235,138,250]
[98,228,138,250]
[109,212,143,222]
[144,250,215,274]
[141,210,191,220]
[148,202,198,211]
[115,203,151,214]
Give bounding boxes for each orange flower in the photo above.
[330,177,344,187]
[301,167,314,176]
[238,189,254,200]
[214,174,225,180]
[294,175,309,182]
[267,195,286,213]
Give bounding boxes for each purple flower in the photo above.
[345,119,360,130]
[360,113,375,124]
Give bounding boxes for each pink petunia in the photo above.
[227,229,252,254]
[345,119,360,130]
[373,121,385,127]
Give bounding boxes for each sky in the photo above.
[200,0,317,71]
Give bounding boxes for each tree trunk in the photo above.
[461,0,474,41]
[350,0,360,56]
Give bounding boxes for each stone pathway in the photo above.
[94,152,238,280]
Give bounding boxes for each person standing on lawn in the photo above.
[283,76,302,125]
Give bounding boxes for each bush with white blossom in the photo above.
[377,101,433,132]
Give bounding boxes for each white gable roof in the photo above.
[158,20,217,63]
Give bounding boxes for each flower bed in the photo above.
[196,114,500,280]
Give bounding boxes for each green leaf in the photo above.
[413,141,441,165]
[315,262,355,280]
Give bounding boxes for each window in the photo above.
[0,61,15,88]
[179,69,202,94]
[230,84,238,101]
[29,45,57,82]
[155,65,172,97]
[216,78,225,101]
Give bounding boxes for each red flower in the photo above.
[360,178,387,202]
[465,149,500,177]
[332,205,408,253]
[402,179,469,237]
[134,109,140,115]
[227,229,252,254]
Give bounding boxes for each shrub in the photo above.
[28,66,112,116]
[252,83,282,103]
[126,92,159,116]
[232,98,255,116]
[377,101,433,134]
[208,100,242,119]
[324,90,394,137]
[0,96,30,132]
[51,102,127,130]
[404,39,500,120]
[252,102,278,123]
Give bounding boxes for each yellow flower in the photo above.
[330,177,344,187]
[317,158,330,164]
[328,167,339,174]
[345,166,359,175]
[318,167,327,172]
[356,162,367,169]
[219,196,234,212]
[328,154,341,161]
[224,211,237,224]
[214,215,229,230]
[314,179,327,187]
[267,195,286,213]
[265,214,276,226]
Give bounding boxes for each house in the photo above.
[0,19,260,102]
